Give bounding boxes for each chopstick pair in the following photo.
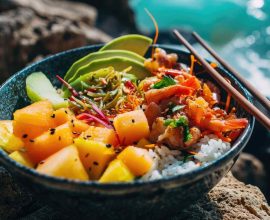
[173,29,270,130]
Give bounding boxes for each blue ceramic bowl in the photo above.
[0,45,254,219]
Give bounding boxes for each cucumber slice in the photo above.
[100,34,152,56]
[64,50,145,82]
[26,72,68,109]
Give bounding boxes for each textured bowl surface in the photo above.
[0,45,254,219]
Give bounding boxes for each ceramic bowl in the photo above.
[0,45,254,219]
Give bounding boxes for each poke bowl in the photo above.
[0,35,254,219]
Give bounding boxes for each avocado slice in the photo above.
[64,50,145,82]
[26,72,68,109]
[69,56,151,83]
[99,34,152,56]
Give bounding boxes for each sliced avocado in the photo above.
[69,56,151,84]
[26,72,68,109]
[99,34,152,56]
[64,50,145,82]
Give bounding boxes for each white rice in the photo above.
[142,135,231,181]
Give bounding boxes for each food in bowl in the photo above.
[0,34,248,183]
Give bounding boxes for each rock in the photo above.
[73,0,137,35]
[177,173,270,220]
[0,0,111,82]
[232,152,268,195]
[0,166,269,220]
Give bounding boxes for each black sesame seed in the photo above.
[86,135,92,138]
[50,128,56,135]
[29,139,34,143]
[93,161,99,166]
[22,134,28,138]
[72,131,77,135]
[51,114,55,118]
[106,144,112,148]
[133,141,138,145]
[131,119,135,123]
[85,153,89,158]
[58,136,61,141]
[65,110,68,114]
[83,137,87,140]
[39,161,45,165]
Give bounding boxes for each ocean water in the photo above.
[130,0,270,96]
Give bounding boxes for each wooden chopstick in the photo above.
[192,31,270,112]
[173,29,270,130]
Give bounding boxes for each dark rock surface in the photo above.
[0,0,111,82]
[0,166,269,220]
[232,152,268,196]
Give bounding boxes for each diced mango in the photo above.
[13,100,55,127]
[113,110,150,145]
[52,108,72,126]
[36,145,88,181]
[0,120,24,153]
[52,108,89,135]
[74,138,116,180]
[9,151,34,168]
[117,146,153,176]
[13,101,56,141]
[99,159,134,183]
[25,123,73,163]
[13,121,49,142]
[71,119,89,134]
[136,138,152,149]
[79,126,118,146]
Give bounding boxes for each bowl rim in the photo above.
[0,44,255,193]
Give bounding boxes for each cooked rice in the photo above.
[142,135,231,181]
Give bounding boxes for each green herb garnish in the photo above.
[183,154,194,163]
[152,75,176,89]
[164,116,192,142]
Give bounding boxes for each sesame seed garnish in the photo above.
[30,139,34,143]
[106,144,111,148]
[51,114,55,118]
[22,134,28,138]
[131,119,135,123]
[58,136,61,141]
[85,153,89,158]
[50,128,56,135]
[39,161,45,165]
[93,161,99,166]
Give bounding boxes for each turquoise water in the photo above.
[130,0,270,96]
